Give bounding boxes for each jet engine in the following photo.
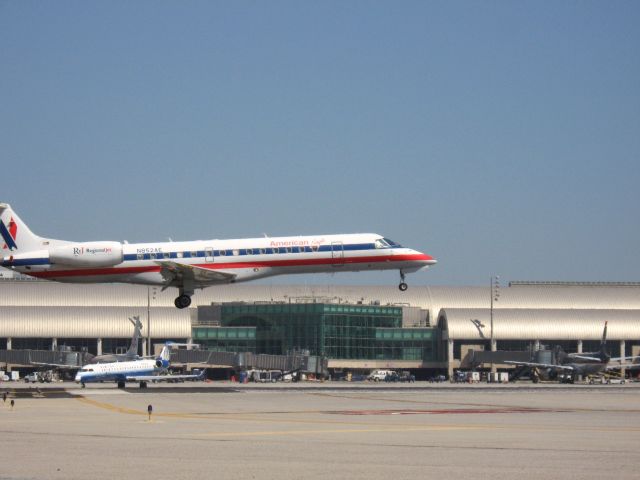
[49,242,124,267]
[155,358,170,369]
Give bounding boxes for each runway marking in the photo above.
[73,396,640,436]
[326,407,568,415]
[308,391,560,411]
[308,391,640,413]
[76,396,149,416]
[1,426,637,456]
[184,421,640,439]
[76,395,555,429]
[187,425,481,438]
[75,396,430,426]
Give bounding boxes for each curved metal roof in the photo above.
[439,308,640,341]
[0,307,190,338]
[2,279,639,313]
[1,279,639,339]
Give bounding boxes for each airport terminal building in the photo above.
[1,272,639,378]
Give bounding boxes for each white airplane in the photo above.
[505,322,640,383]
[0,203,436,309]
[74,342,204,388]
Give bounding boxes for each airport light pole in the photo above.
[490,275,500,375]
[147,287,157,356]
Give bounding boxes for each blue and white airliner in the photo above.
[0,203,436,309]
[75,342,204,388]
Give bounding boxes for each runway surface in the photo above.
[1,382,639,480]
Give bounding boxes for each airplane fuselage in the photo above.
[6,233,435,289]
[566,362,607,377]
[74,358,159,384]
[0,204,436,308]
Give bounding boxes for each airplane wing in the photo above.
[126,370,206,382]
[30,361,80,370]
[157,261,236,288]
[609,355,640,362]
[605,363,640,371]
[127,368,207,382]
[570,355,602,362]
[504,361,575,371]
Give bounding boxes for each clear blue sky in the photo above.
[1,2,639,286]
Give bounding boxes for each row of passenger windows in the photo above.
[134,245,324,261]
[130,240,401,261]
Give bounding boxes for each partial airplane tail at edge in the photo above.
[0,203,47,254]
[599,321,610,362]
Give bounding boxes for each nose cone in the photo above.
[414,251,437,266]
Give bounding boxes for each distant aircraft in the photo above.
[89,316,143,363]
[74,343,204,388]
[28,316,143,379]
[506,322,640,383]
[0,203,436,309]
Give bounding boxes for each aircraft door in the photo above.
[331,242,344,266]
[205,248,214,263]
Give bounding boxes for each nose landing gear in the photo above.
[398,271,408,291]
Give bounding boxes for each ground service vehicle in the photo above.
[368,370,396,382]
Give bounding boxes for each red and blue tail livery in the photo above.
[0,203,436,309]
[0,216,18,251]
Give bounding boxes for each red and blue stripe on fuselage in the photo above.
[15,234,435,286]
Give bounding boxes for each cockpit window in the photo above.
[382,238,402,248]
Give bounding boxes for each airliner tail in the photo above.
[0,203,45,254]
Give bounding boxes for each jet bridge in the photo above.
[171,349,329,378]
[0,349,92,368]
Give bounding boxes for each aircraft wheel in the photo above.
[399,282,408,292]
[117,381,125,389]
[175,295,192,309]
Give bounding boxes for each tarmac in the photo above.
[1,381,639,480]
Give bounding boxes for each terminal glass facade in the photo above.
[192,303,440,362]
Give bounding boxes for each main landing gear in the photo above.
[174,294,192,309]
[398,270,408,292]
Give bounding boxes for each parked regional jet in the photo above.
[506,322,640,383]
[75,342,204,388]
[0,203,436,308]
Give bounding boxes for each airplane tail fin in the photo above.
[554,344,567,364]
[155,343,173,369]
[126,316,143,357]
[160,343,173,361]
[0,203,45,254]
[599,321,610,363]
